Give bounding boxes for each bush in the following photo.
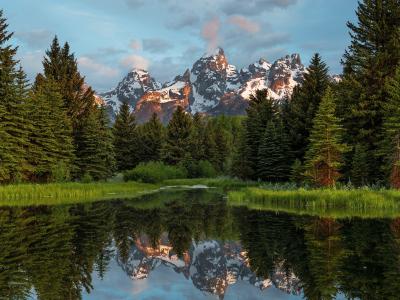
[81,172,94,183]
[123,161,188,183]
[197,160,217,178]
[51,161,71,183]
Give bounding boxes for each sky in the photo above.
[3,0,358,92]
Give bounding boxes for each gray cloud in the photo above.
[124,0,145,8]
[166,14,200,29]
[142,38,173,54]
[221,0,298,16]
[15,29,53,49]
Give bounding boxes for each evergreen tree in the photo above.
[351,144,369,187]
[162,106,193,165]
[304,88,348,187]
[287,53,330,162]
[29,79,74,181]
[290,159,304,186]
[381,68,400,188]
[98,106,116,179]
[75,108,113,180]
[0,10,32,182]
[113,102,138,171]
[230,125,253,179]
[244,89,278,179]
[339,0,400,181]
[41,36,95,126]
[137,113,165,163]
[257,121,291,182]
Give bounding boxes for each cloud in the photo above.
[78,56,119,78]
[120,54,150,70]
[15,30,53,49]
[17,50,44,81]
[221,0,298,16]
[129,39,142,51]
[202,17,220,53]
[228,15,260,33]
[124,0,145,8]
[142,38,172,53]
[166,14,200,29]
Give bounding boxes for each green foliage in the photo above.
[113,101,138,170]
[51,161,71,183]
[338,0,400,182]
[257,121,291,182]
[123,161,187,183]
[304,87,349,187]
[351,143,369,187]
[290,159,304,185]
[285,53,330,162]
[137,113,165,163]
[162,106,193,165]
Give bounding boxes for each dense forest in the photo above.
[1,0,400,188]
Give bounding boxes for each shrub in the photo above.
[51,161,71,183]
[123,161,187,183]
[81,172,94,183]
[197,160,217,178]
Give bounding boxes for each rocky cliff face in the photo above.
[100,48,308,123]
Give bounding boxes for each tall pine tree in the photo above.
[162,106,193,165]
[137,113,165,163]
[338,0,400,182]
[113,102,138,171]
[304,88,348,187]
[287,53,330,162]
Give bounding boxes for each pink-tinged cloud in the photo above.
[228,15,260,33]
[129,39,142,51]
[121,54,149,70]
[202,17,220,53]
[78,56,119,78]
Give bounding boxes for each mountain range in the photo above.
[99,48,336,123]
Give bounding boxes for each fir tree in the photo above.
[230,125,252,179]
[287,53,330,162]
[290,159,304,186]
[257,121,291,182]
[0,10,32,182]
[137,113,165,163]
[304,88,348,187]
[113,102,138,171]
[162,106,193,165]
[29,80,75,181]
[244,89,278,179]
[381,68,400,188]
[351,144,369,187]
[98,106,116,179]
[41,37,95,126]
[339,0,400,181]
[75,109,111,180]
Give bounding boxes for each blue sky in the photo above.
[3,0,358,92]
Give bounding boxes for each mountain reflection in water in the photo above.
[0,189,399,299]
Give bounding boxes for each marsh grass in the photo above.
[229,187,400,218]
[0,181,159,206]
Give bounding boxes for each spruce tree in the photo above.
[113,102,138,171]
[244,89,278,179]
[304,88,348,187]
[137,113,164,163]
[230,124,253,179]
[257,121,291,182]
[287,53,330,162]
[29,80,75,181]
[351,144,369,187]
[162,106,193,165]
[381,68,400,188]
[0,10,32,182]
[42,37,95,126]
[339,0,400,181]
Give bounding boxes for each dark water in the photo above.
[1,188,399,300]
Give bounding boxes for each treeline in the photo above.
[232,0,400,188]
[0,10,114,183]
[113,102,242,178]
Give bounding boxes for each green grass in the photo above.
[0,181,160,206]
[228,187,400,218]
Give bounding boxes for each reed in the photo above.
[228,187,400,218]
[0,181,159,206]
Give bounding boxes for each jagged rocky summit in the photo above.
[100,48,308,123]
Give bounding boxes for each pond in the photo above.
[1,188,399,299]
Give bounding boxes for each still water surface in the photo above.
[0,188,398,299]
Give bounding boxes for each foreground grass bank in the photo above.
[229,187,400,218]
[0,181,160,206]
